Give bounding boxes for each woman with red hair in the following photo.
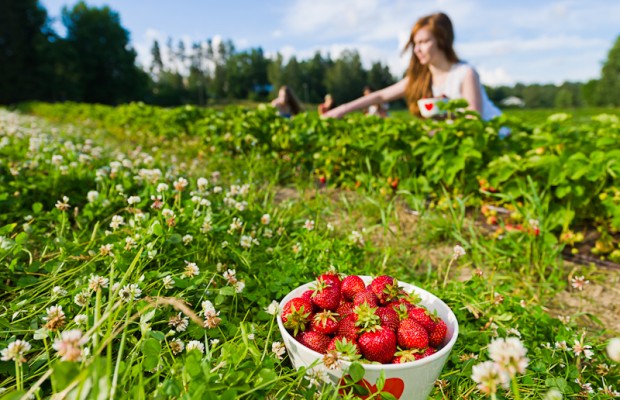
[323,13,500,121]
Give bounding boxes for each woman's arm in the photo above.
[461,67,483,114]
[323,78,408,118]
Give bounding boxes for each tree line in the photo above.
[2,0,619,108]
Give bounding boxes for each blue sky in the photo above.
[40,0,620,86]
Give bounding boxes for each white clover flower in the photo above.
[234,281,245,293]
[87,191,99,203]
[201,216,213,233]
[223,269,237,284]
[88,275,109,291]
[261,214,271,225]
[453,245,466,259]
[221,241,228,248]
[127,196,141,205]
[570,276,589,291]
[109,215,125,230]
[168,313,189,333]
[210,339,220,346]
[263,229,273,238]
[162,275,175,289]
[124,236,137,250]
[186,340,204,354]
[174,177,188,191]
[543,388,563,400]
[572,340,594,359]
[488,337,529,381]
[1,340,31,363]
[272,342,286,360]
[73,314,88,326]
[199,198,211,207]
[349,231,364,247]
[55,196,71,211]
[156,183,169,193]
[183,261,200,278]
[202,300,216,316]
[169,338,184,355]
[52,329,83,362]
[74,290,91,307]
[471,360,503,394]
[118,284,142,303]
[247,333,255,340]
[292,242,302,254]
[51,154,63,165]
[162,208,175,218]
[326,223,334,232]
[230,217,243,232]
[99,243,114,257]
[240,235,252,249]
[607,338,620,362]
[197,177,208,191]
[182,234,193,245]
[52,286,68,298]
[555,341,568,351]
[213,186,222,194]
[265,300,280,315]
[43,305,66,330]
[304,219,315,231]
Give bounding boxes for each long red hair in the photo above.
[403,13,459,116]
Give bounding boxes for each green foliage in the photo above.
[1,104,619,399]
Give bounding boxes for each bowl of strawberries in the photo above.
[276,273,458,400]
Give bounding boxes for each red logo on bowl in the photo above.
[424,103,434,111]
[339,377,405,399]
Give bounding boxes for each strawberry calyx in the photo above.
[353,302,381,333]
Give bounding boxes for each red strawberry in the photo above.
[311,311,339,335]
[301,290,314,302]
[327,336,361,356]
[376,307,400,332]
[337,314,359,340]
[408,307,436,334]
[397,318,429,350]
[296,331,331,354]
[369,275,400,305]
[340,275,366,301]
[336,301,355,318]
[392,349,425,363]
[311,281,341,311]
[281,297,313,335]
[429,319,447,347]
[388,299,415,319]
[424,346,437,357]
[353,289,378,307]
[358,326,397,364]
[318,273,341,290]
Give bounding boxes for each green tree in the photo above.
[597,34,620,106]
[61,1,149,104]
[325,50,367,104]
[367,62,396,92]
[0,0,57,103]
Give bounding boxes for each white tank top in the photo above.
[431,62,501,121]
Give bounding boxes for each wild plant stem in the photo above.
[110,304,132,398]
[511,377,523,400]
[93,289,101,350]
[442,257,456,288]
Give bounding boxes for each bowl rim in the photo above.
[276,275,459,371]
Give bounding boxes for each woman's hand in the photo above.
[321,106,347,119]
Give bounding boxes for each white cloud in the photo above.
[476,67,514,87]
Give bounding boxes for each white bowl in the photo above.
[277,276,459,400]
[417,98,447,118]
